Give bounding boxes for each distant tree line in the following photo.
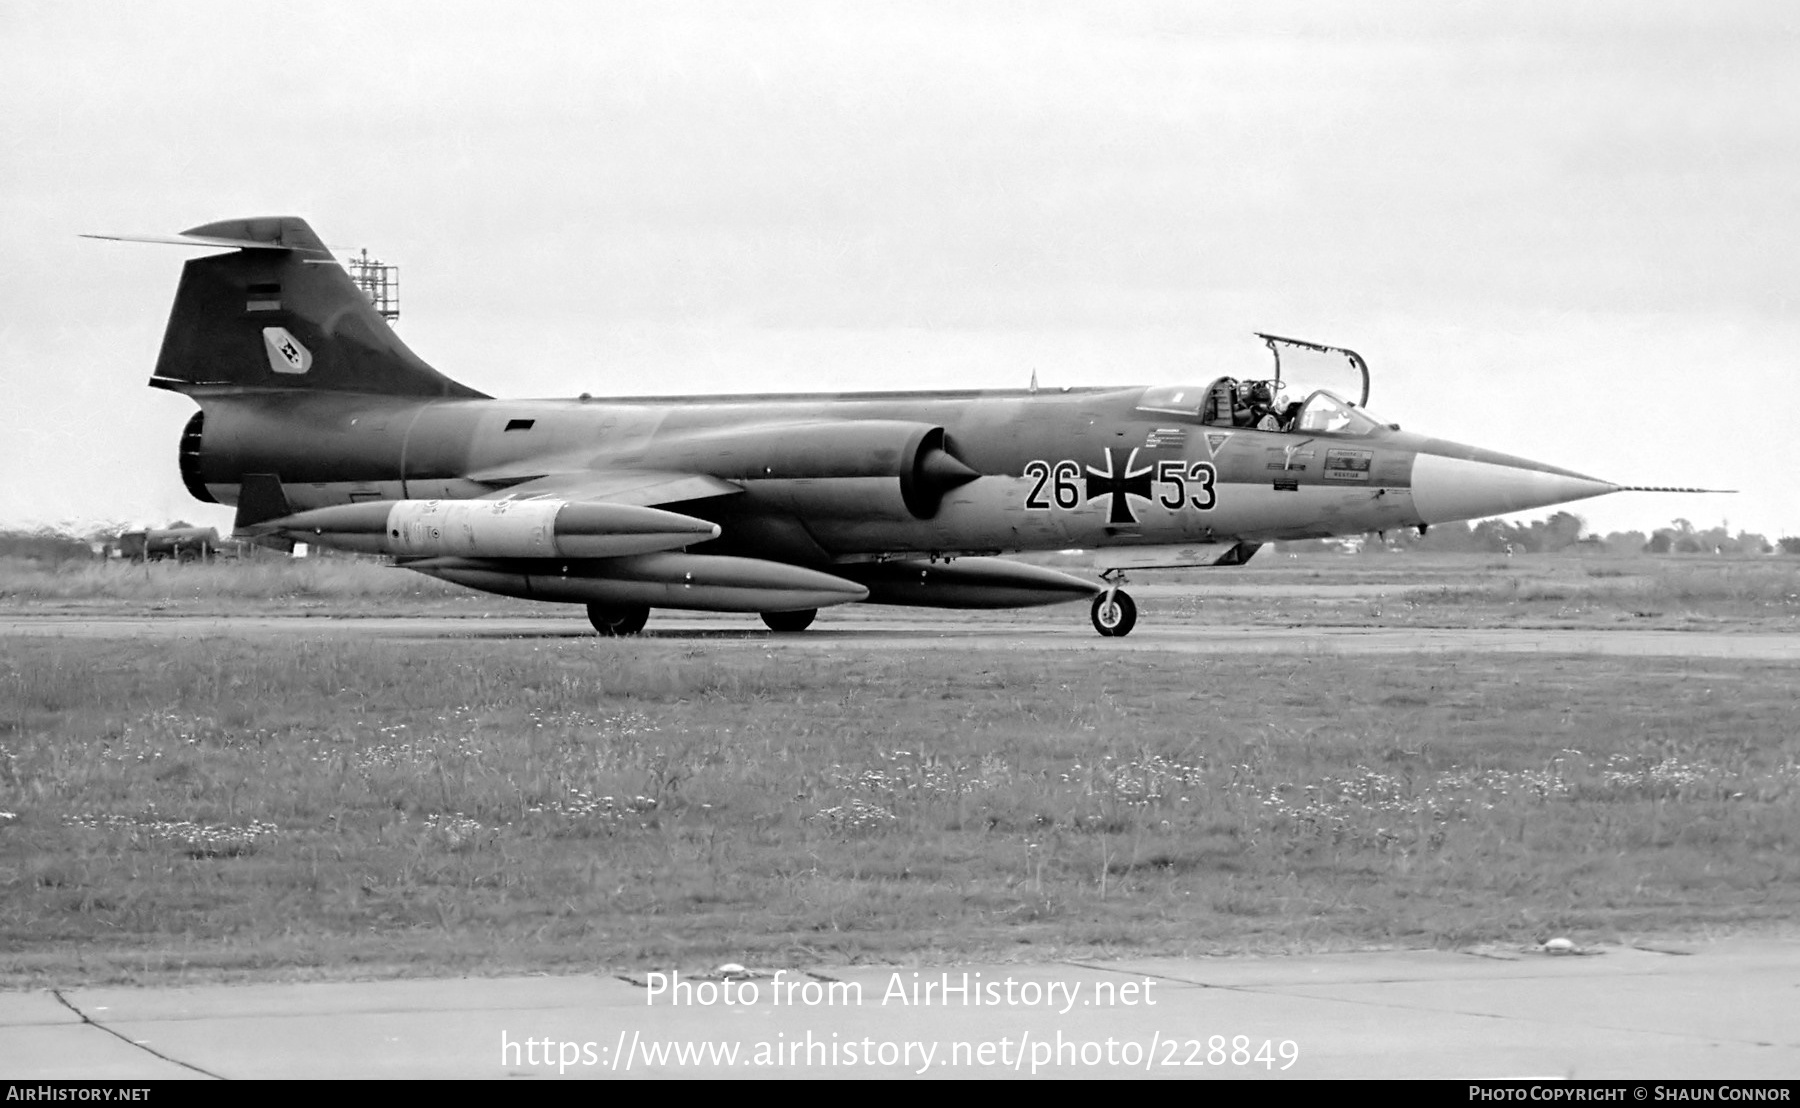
[0,529,97,564]
[1282,515,1791,556]
[0,523,218,566]
[0,526,357,565]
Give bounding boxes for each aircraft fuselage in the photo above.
[186,386,1603,567]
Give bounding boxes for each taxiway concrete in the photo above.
[4,941,1796,1079]
[3,612,1799,660]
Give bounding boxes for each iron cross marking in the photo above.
[1085,447,1154,524]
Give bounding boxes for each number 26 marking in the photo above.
[1024,460,1083,510]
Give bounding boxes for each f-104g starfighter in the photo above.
[93,216,1660,637]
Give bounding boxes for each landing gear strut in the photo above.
[1091,572,1137,637]
[587,603,650,636]
[761,608,817,633]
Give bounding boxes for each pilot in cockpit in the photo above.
[1241,380,1287,431]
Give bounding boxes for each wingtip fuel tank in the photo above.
[260,498,722,560]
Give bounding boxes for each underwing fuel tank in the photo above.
[265,499,721,559]
[835,558,1102,608]
[403,553,870,613]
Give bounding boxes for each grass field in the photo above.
[3,626,1796,986]
[4,552,1795,631]
[1149,553,1800,630]
[0,555,470,606]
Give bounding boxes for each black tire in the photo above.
[761,608,817,633]
[1090,590,1137,637]
[587,603,650,636]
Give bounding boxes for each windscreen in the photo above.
[1294,390,1381,436]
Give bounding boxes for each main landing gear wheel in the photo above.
[587,603,650,636]
[1091,591,1137,637]
[760,608,817,633]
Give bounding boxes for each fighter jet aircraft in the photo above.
[94,216,1658,637]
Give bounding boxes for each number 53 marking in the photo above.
[1156,460,1216,511]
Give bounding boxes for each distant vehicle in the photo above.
[118,526,219,563]
[94,216,1715,636]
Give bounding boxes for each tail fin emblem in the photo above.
[261,327,312,375]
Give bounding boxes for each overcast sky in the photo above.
[3,1,1794,539]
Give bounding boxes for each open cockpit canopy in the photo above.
[1135,383,1381,435]
[1256,333,1369,409]
[1135,333,1382,435]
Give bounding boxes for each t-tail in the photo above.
[94,217,487,400]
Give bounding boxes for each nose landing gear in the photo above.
[1091,571,1137,637]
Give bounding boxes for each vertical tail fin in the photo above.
[145,217,487,399]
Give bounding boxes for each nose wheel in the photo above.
[1091,589,1137,637]
[587,603,650,636]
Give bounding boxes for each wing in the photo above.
[476,469,744,508]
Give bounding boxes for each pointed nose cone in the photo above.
[1410,449,1617,525]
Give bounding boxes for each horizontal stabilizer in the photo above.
[83,232,298,252]
[85,216,336,258]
